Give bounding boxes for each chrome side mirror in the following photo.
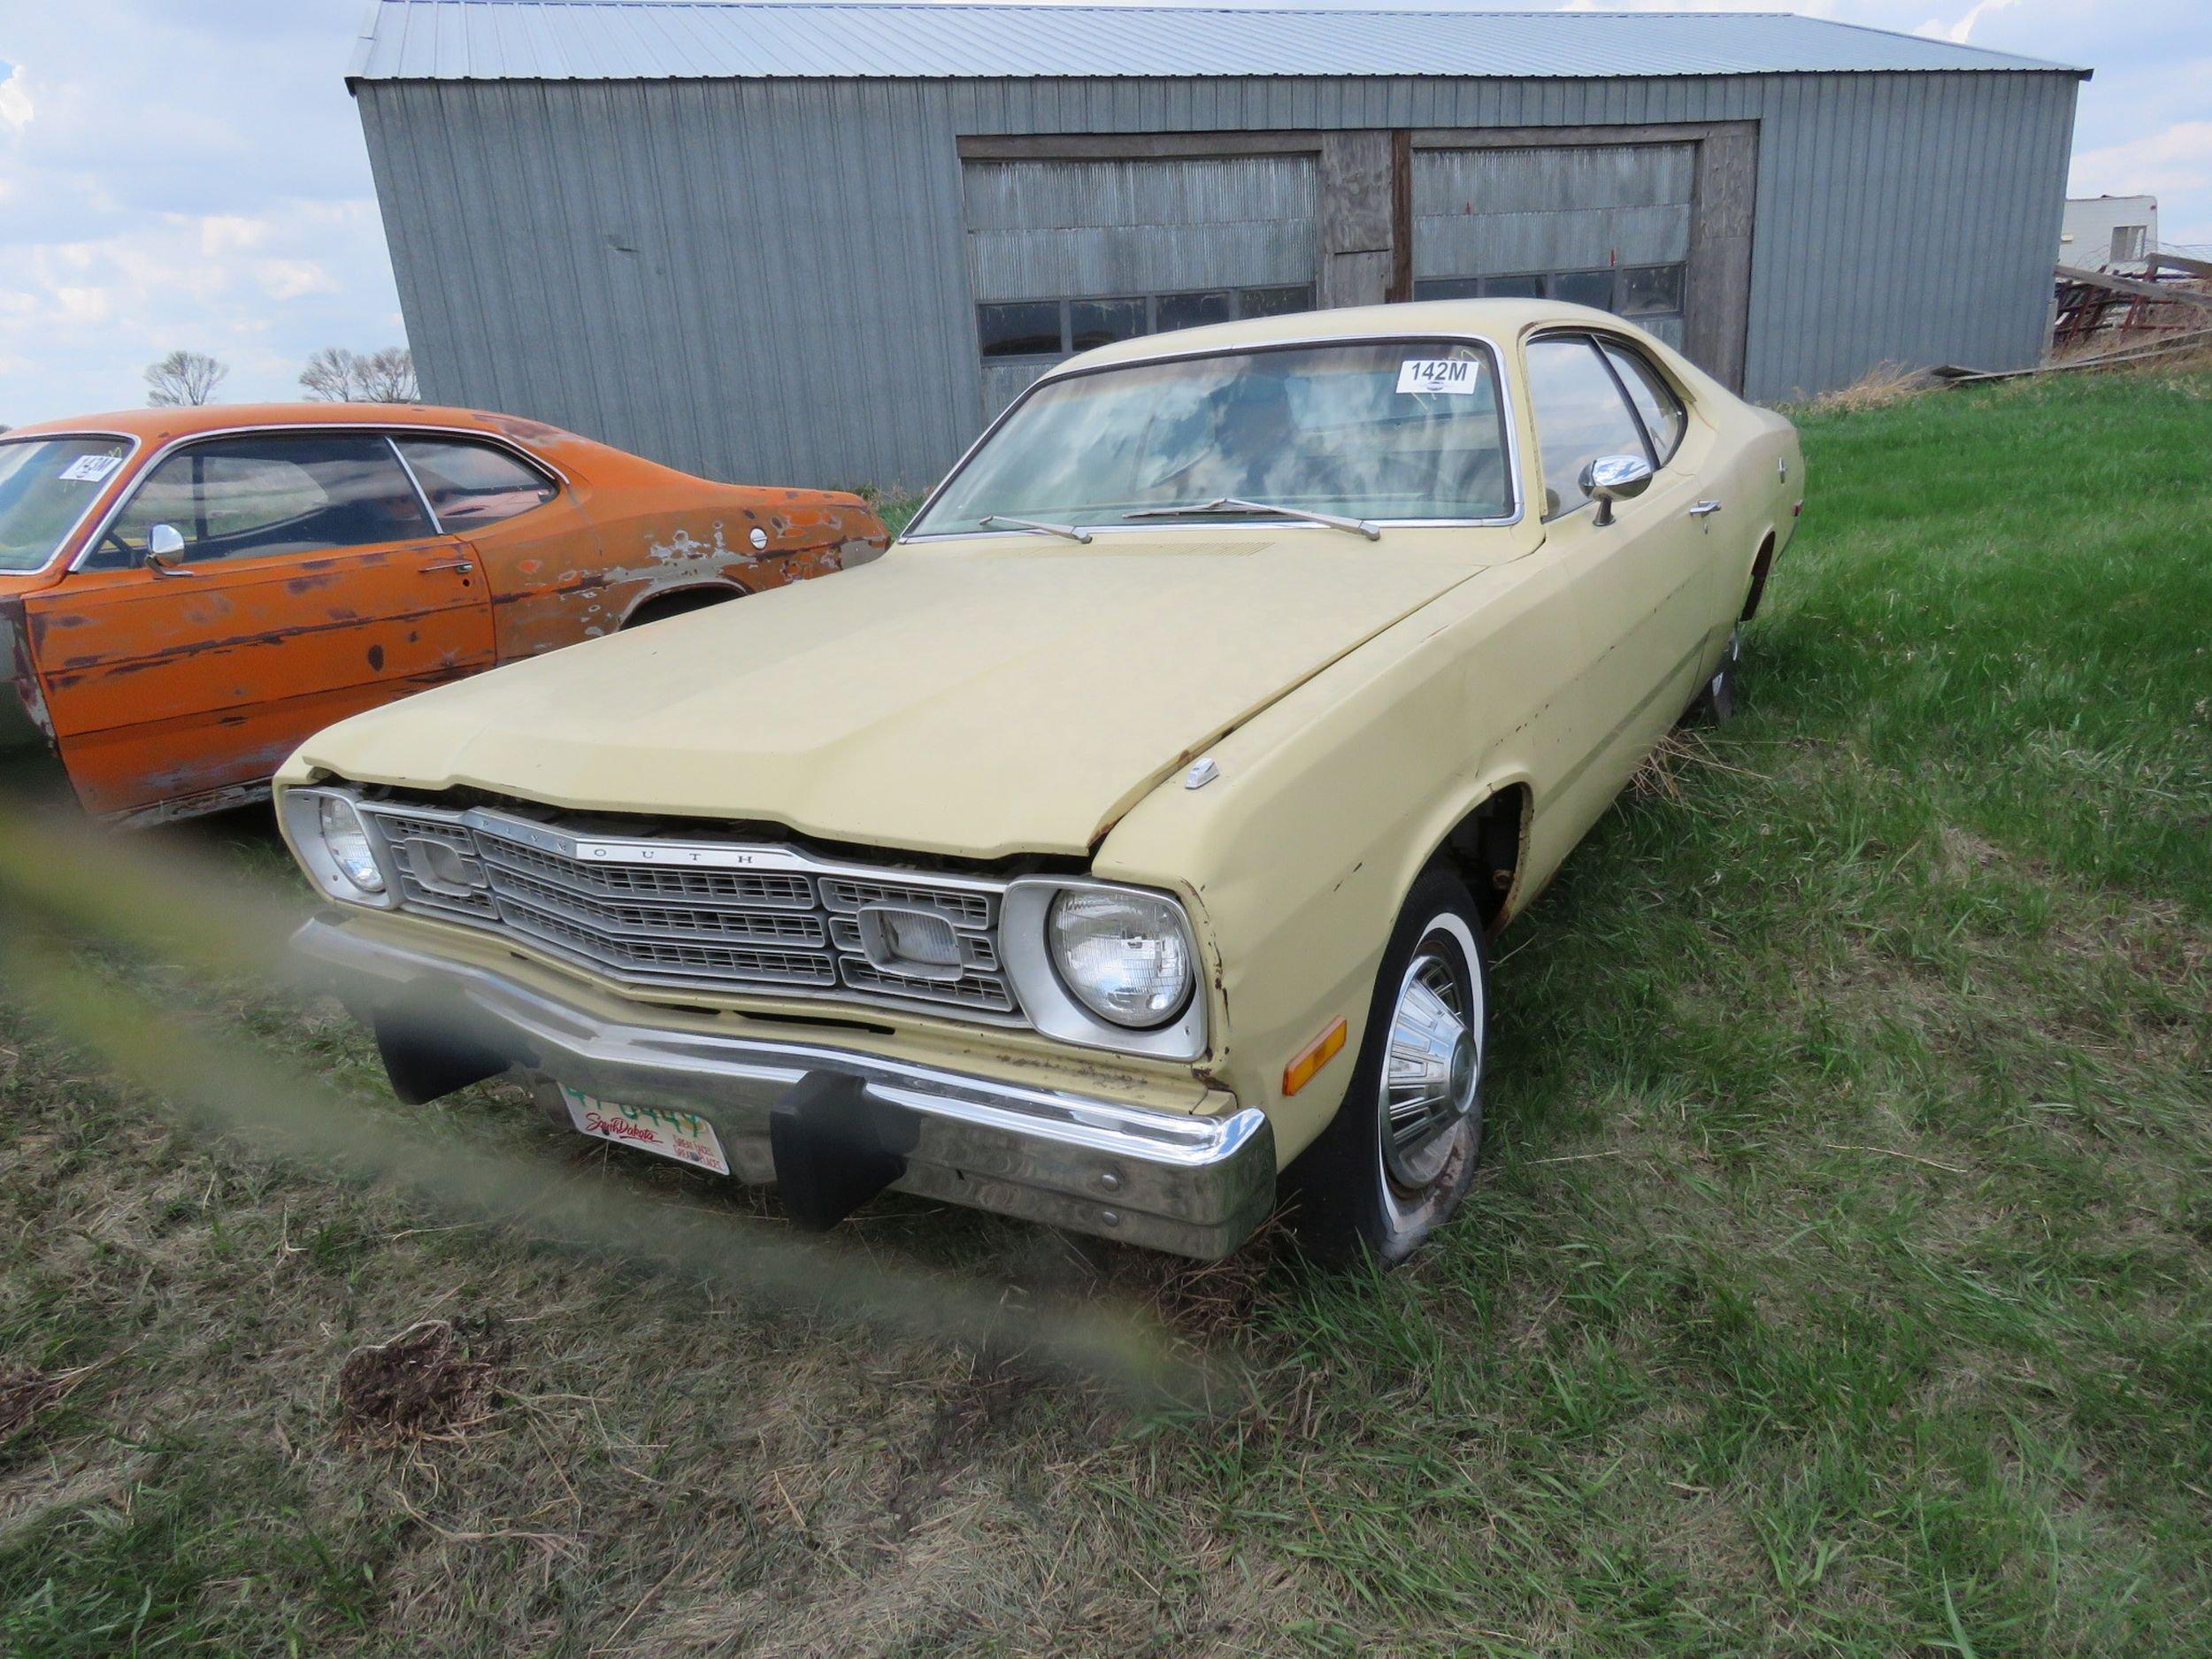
[1579,454,1654,526]
[145,523,191,574]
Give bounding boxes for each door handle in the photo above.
[1688,500,1724,518]
[418,559,475,574]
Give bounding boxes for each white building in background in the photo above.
[2061,196,2159,270]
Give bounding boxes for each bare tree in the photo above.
[298,346,358,402]
[298,345,418,403]
[357,347,418,403]
[145,350,228,407]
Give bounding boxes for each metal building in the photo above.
[349,1,2086,489]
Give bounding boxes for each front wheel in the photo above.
[1283,867,1487,1266]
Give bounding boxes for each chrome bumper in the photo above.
[290,915,1275,1259]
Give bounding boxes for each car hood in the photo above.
[288,533,1503,858]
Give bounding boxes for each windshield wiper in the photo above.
[1124,496,1381,541]
[979,513,1092,544]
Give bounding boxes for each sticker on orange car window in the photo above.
[59,453,122,482]
[1395,359,1480,395]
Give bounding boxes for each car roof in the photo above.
[1050,297,1629,377]
[1,402,572,447]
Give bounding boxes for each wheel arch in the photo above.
[1740,526,1779,621]
[1432,779,1535,933]
[616,578,751,631]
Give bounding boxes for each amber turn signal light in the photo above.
[1283,1017,1348,1097]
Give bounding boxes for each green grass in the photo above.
[1,365,2208,1655]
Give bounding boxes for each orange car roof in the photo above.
[4,403,575,447]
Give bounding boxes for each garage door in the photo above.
[962,156,1320,420]
[1412,143,1694,350]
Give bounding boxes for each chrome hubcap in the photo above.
[1380,942,1479,1189]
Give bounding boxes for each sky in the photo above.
[0,0,2205,423]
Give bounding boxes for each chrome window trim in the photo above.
[67,421,570,573]
[902,328,1525,541]
[0,430,143,577]
[1524,326,1677,525]
[1590,332,1691,469]
[384,434,444,534]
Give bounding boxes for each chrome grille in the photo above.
[380,810,499,921]
[490,866,828,947]
[476,833,813,909]
[820,877,990,930]
[354,799,1019,1021]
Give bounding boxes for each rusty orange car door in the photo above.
[25,430,496,820]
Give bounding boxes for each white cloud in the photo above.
[1915,0,2022,42]
[0,1,403,422]
[198,215,272,258]
[2071,120,2212,241]
[0,66,32,134]
[256,259,340,302]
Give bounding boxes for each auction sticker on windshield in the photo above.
[1396,358,1480,395]
[560,1087,730,1174]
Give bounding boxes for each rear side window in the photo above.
[1601,342,1688,465]
[1525,336,1650,519]
[102,434,433,566]
[395,437,557,529]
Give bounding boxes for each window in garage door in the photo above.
[963,155,1320,421]
[1412,143,1694,350]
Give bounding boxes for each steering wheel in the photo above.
[98,529,140,566]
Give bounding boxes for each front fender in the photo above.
[1094,562,1567,1162]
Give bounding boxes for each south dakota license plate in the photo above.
[560,1088,730,1176]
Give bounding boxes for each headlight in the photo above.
[279,787,394,907]
[1048,888,1193,1028]
[319,795,386,894]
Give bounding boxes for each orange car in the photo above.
[0,403,887,824]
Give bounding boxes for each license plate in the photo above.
[560,1088,730,1176]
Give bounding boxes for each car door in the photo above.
[25,429,495,819]
[388,433,604,658]
[1520,330,1717,835]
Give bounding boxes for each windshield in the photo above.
[912,339,1514,538]
[0,436,133,572]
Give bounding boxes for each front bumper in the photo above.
[292,915,1276,1259]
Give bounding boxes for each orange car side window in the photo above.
[100,434,434,568]
[395,437,557,531]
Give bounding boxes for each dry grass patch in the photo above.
[1791,359,1930,415]
[0,1363,71,1446]
[336,1318,503,1450]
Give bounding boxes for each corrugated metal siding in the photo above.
[352,2,2079,81]
[358,68,2078,488]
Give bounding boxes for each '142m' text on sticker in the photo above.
[59,454,123,483]
[1396,358,1479,395]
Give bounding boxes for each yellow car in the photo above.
[275,299,1802,1264]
